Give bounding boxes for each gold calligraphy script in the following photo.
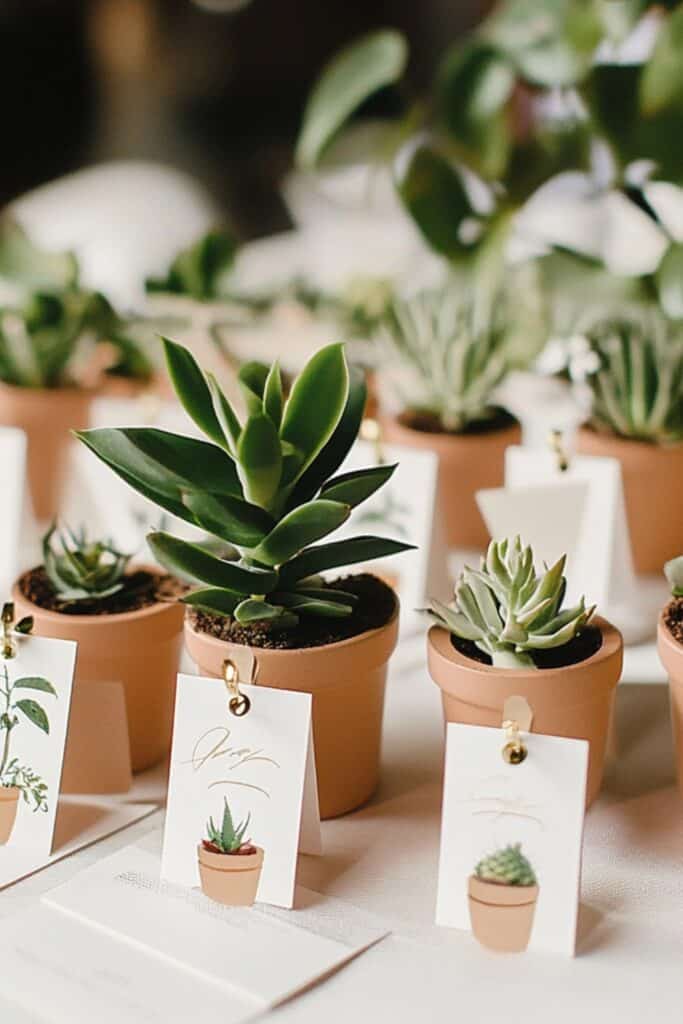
[184,726,281,799]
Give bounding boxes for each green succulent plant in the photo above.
[382,289,514,432]
[204,797,253,854]
[146,230,237,301]
[43,523,132,604]
[475,843,536,887]
[577,311,683,444]
[77,339,413,627]
[665,555,683,597]
[429,536,594,669]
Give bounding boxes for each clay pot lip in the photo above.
[0,786,20,801]
[657,612,683,660]
[184,581,400,660]
[468,875,539,906]
[577,423,683,454]
[197,843,264,871]
[0,379,96,400]
[428,615,621,683]
[12,564,182,627]
[384,409,520,442]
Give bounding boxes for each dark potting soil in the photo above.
[451,625,603,669]
[18,566,184,616]
[399,406,517,437]
[664,597,683,646]
[189,573,396,650]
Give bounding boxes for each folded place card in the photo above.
[436,721,588,957]
[0,427,28,598]
[162,665,321,909]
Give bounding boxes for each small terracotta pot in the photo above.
[0,787,20,845]
[468,876,538,953]
[12,570,185,777]
[657,613,683,793]
[184,589,400,820]
[427,616,623,807]
[381,413,521,550]
[197,844,264,906]
[0,382,92,522]
[576,427,683,575]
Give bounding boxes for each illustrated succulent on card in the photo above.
[198,796,264,907]
[468,843,539,954]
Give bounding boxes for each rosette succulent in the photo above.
[475,844,536,887]
[429,536,594,669]
[43,523,132,604]
[665,556,683,597]
[77,339,413,627]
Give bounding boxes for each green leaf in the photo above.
[0,218,78,290]
[182,491,275,548]
[236,414,283,508]
[146,230,236,300]
[233,599,286,624]
[640,5,683,115]
[319,463,397,507]
[250,499,351,566]
[263,361,283,427]
[280,534,415,585]
[296,29,408,168]
[15,699,50,734]
[206,373,241,451]
[280,343,349,484]
[182,588,241,616]
[275,592,354,618]
[163,338,227,447]
[14,677,57,695]
[147,532,278,593]
[656,242,683,319]
[238,361,269,399]
[14,617,33,635]
[394,141,475,258]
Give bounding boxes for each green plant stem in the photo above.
[0,667,14,778]
[490,649,535,670]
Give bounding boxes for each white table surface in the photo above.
[1,628,681,1024]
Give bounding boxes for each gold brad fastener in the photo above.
[1,603,17,660]
[222,658,251,718]
[549,428,569,473]
[501,696,534,765]
[502,719,527,765]
[360,417,385,465]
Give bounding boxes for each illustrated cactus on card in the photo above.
[474,843,537,887]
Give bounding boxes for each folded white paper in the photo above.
[0,427,29,597]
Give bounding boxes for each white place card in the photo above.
[436,722,588,957]
[0,427,28,598]
[162,671,321,909]
[0,634,76,860]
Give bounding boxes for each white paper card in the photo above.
[162,673,321,908]
[0,427,27,598]
[436,723,588,956]
[0,634,76,859]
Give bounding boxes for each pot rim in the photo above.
[0,379,96,400]
[468,875,539,906]
[12,564,181,627]
[577,423,683,454]
[657,611,683,660]
[197,843,264,871]
[0,786,20,800]
[185,579,400,660]
[383,410,520,442]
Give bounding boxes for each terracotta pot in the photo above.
[657,613,683,793]
[12,570,185,777]
[576,427,683,575]
[468,876,538,953]
[197,844,264,906]
[184,590,400,820]
[0,382,92,522]
[0,786,20,845]
[381,413,521,550]
[427,616,623,807]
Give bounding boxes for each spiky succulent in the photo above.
[77,340,413,627]
[576,311,683,444]
[203,798,253,854]
[382,289,512,432]
[43,524,132,604]
[475,844,536,887]
[429,536,594,669]
[665,556,683,597]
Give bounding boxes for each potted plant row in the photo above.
[427,536,623,806]
[658,556,683,791]
[76,339,413,817]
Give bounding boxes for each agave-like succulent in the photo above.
[665,555,683,598]
[475,843,536,887]
[429,536,594,669]
[203,797,253,854]
[77,340,413,627]
[43,524,132,603]
[575,310,683,444]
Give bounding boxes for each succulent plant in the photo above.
[475,843,536,887]
[429,536,594,669]
[203,797,254,855]
[665,556,683,598]
[43,523,132,604]
[146,230,237,301]
[381,288,513,432]
[575,311,683,444]
[77,340,413,627]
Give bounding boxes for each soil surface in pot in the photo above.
[399,407,517,437]
[18,567,184,616]
[664,597,683,646]
[189,573,395,650]
[451,625,602,669]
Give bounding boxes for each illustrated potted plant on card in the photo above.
[0,221,154,520]
[0,660,56,845]
[12,524,184,782]
[427,536,623,805]
[658,557,683,792]
[571,311,683,574]
[468,844,538,954]
[198,797,264,906]
[77,340,414,818]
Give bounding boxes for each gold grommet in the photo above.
[1,603,17,660]
[549,429,569,473]
[502,719,527,765]
[222,658,251,717]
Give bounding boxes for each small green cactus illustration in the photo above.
[474,843,537,887]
